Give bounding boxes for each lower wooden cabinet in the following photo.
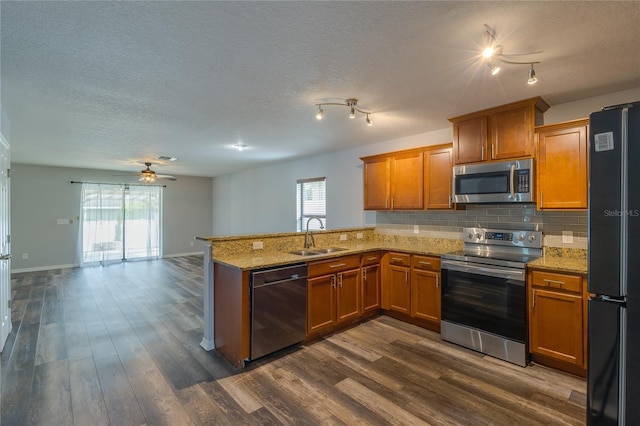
[361,252,381,314]
[306,255,361,337]
[528,269,587,375]
[411,256,441,327]
[386,253,411,314]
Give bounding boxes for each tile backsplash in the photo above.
[375,204,587,249]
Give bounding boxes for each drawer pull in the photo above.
[419,261,432,266]
[367,257,378,261]
[329,263,347,269]
[391,257,405,262]
[543,278,565,287]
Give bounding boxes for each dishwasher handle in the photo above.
[253,275,307,288]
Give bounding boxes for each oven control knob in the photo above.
[518,234,525,241]
[476,233,483,240]
[528,235,537,242]
[467,233,474,240]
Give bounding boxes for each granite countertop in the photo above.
[213,240,459,271]
[526,255,588,275]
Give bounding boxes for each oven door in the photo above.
[441,259,527,342]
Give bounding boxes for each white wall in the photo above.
[10,164,212,271]
[211,88,640,236]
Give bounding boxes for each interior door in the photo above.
[0,135,11,350]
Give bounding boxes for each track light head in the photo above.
[527,65,538,85]
[316,106,324,120]
[366,114,373,126]
[487,62,501,76]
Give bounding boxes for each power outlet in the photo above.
[252,241,264,250]
[340,234,347,241]
[356,232,363,239]
[562,231,574,244]
[414,225,420,234]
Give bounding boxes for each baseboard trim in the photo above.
[12,264,77,274]
[163,251,203,258]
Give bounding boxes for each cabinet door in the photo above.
[307,274,335,335]
[453,116,487,164]
[388,265,411,314]
[491,106,533,160]
[530,288,584,366]
[411,269,440,323]
[391,151,423,209]
[362,264,381,313]
[536,122,588,209]
[336,269,361,324]
[424,146,453,209]
[363,156,391,210]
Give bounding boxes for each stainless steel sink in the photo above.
[312,247,348,254]
[288,250,321,256]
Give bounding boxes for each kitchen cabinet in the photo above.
[307,255,361,337]
[362,149,423,210]
[535,119,589,210]
[528,269,587,376]
[424,144,453,210]
[385,252,411,314]
[411,255,441,329]
[449,97,549,165]
[361,251,381,314]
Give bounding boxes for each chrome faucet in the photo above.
[304,216,325,249]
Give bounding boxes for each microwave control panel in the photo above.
[514,169,530,193]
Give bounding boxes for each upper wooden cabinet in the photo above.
[535,118,589,210]
[449,97,550,165]
[424,144,453,210]
[362,143,454,211]
[362,149,423,210]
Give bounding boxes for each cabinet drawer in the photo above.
[530,270,582,293]
[361,251,381,267]
[388,252,411,267]
[411,255,440,271]
[308,255,361,277]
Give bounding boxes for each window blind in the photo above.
[296,177,326,232]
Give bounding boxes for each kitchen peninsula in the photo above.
[197,227,587,371]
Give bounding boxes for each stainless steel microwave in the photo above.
[452,158,534,203]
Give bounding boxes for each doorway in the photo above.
[0,135,11,350]
[80,183,162,265]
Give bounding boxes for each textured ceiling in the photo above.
[2,1,639,178]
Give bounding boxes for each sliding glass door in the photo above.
[81,183,162,265]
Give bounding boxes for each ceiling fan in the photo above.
[119,162,177,182]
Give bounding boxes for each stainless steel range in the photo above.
[440,227,542,367]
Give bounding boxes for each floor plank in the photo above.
[2,256,587,425]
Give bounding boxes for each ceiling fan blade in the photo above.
[156,174,177,181]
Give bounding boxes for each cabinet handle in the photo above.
[391,198,395,209]
[405,270,409,282]
[391,257,405,263]
[363,268,367,281]
[448,196,452,209]
[331,275,336,289]
[481,146,485,160]
[419,261,432,266]
[329,263,347,269]
[543,278,565,287]
[367,257,378,261]
[385,198,388,209]
[491,144,495,159]
[436,275,439,288]
[540,192,543,209]
[338,273,343,287]
[532,289,536,308]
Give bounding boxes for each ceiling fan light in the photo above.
[528,65,538,85]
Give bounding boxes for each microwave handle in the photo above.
[509,164,516,199]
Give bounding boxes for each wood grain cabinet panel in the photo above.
[424,145,453,210]
[411,268,440,324]
[535,119,589,210]
[528,269,587,375]
[307,274,336,336]
[362,150,423,210]
[361,264,381,314]
[362,156,391,210]
[336,269,361,323]
[449,97,549,165]
[388,264,411,314]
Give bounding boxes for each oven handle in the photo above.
[441,259,524,282]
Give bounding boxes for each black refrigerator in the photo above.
[588,101,640,425]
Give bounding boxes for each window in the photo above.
[296,177,326,232]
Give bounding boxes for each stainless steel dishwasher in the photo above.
[250,263,308,360]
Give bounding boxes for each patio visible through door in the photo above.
[80,183,162,265]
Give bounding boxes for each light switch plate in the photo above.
[414,225,419,234]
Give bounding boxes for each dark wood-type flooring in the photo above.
[1,256,587,425]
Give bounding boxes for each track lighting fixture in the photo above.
[481,25,541,85]
[315,98,373,126]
